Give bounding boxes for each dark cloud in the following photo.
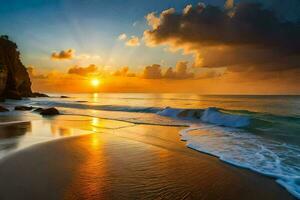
[68,64,98,76]
[51,49,74,60]
[255,0,300,21]
[144,1,300,72]
[195,68,225,79]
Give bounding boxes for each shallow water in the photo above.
[0,93,299,198]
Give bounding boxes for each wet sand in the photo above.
[0,117,295,200]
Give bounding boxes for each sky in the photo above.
[1,0,300,94]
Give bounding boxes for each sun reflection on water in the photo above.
[92,93,99,102]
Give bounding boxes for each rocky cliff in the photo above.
[0,36,32,99]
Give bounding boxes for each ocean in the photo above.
[0,93,300,198]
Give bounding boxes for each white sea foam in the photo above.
[180,125,300,199]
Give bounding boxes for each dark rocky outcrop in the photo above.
[32,92,49,97]
[14,106,33,111]
[33,107,43,112]
[60,95,69,98]
[0,106,9,112]
[40,107,59,116]
[5,90,22,100]
[0,36,32,99]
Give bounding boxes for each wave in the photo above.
[26,99,300,131]
[180,125,300,199]
[158,107,250,128]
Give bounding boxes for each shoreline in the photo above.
[0,131,91,164]
[0,117,295,200]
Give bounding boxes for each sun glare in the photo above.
[91,78,100,87]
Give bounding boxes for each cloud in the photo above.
[164,61,194,79]
[126,36,140,47]
[143,1,300,73]
[113,66,136,77]
[143,64,162,79]
[225,0,234,10]
[51,49,75,60]
[118,33,127,41]
[68,64,98,76]
[143,61,194,79]
[146,12,161,30]
[195,68,224,79]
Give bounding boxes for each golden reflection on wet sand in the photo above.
[64,133,107,199]
[0,116,294,200]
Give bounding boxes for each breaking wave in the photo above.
[180,125,300,199]
[157,107,250,128]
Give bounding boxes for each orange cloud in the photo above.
[51,49,75,60]
[143,64,162,79]
[68,64,98,76]
[164,61,194,79]
[225,0,234,9]
[113,66,136,77]
[142,61,194,79]
[126,36,140,47]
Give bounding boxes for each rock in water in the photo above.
[0,36,32,99]
[14,106,33,111]
[33,107,43,112]
[32,92,49,97]
[40,107,59,116]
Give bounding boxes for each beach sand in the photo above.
[0,116,295,200]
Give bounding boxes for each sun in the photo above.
[91,78,101,87]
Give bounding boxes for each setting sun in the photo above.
[91,78,101,87]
